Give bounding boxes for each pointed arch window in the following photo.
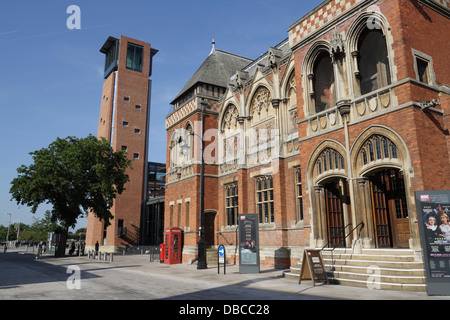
[361,135,398,166]
[316,148,345,175]
[312,51,335,113]
[357,28,391,95]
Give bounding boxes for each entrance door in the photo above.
[386,169,410,247]
[325,182,345,247]
[370,169,410,248]
[204,212,216,247]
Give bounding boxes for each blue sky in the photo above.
[0,0,323,230]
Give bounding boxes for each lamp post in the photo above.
[197,101,207,269]
[5,213,12,245]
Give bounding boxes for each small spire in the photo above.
[209,36,216,55]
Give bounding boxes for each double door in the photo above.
[370,169,410,248]
[324,181,347,248]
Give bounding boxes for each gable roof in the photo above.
[171,49,253,105]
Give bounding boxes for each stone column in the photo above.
[356,177,375,248]
[313,185,326,248]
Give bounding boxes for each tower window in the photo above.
[122,121,128,127]
[127,43,144,72]
[135,128,140,134]
[416,58,430,84]
[133,153,140,160]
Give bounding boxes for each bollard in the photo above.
[109,252,113,262]
[88,250,90,259]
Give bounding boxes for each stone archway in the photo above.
[351,126,415,249]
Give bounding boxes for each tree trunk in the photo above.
[55,227,68,257]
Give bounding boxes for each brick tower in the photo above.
[86,36,157,252]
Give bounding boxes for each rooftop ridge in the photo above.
[214,48,254,62]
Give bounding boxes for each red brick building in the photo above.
[165,0,450,278]
[86,36,157,251]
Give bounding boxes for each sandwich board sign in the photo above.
[415,190,450,295]
[298,249,328,286]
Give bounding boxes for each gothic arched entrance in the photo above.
[368,168,410,248]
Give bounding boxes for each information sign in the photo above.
[218,244,226,274]
[238,214,260,274]
[415,190,450,295]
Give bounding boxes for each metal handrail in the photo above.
[321,221,365,272]
[321,221,365,251]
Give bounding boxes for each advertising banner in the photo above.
[415,190,450,295]
[238,214,260,274]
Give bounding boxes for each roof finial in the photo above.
[209,36,216,55]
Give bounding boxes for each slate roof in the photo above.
[171,49,253,104]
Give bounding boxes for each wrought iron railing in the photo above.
[321,221,365,271]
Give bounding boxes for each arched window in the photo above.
[358,28,391,95]
[360,135,398,166]
[316,148,345,175]
[169,124,193,168]
[182,123,194,163]
[221,104,241,167]
[286,72,298,134]
[313,51,335,113]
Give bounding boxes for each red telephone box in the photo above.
[164,227,183,264]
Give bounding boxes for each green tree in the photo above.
[18,210,60,243]
[10,135,132,256]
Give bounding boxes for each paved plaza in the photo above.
[1,247,449,306]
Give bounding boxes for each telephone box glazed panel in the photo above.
[164,227,183,264]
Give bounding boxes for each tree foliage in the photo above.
[10,135,132,255]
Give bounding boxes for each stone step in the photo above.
[284,248,427,292]
[327,277,427,292]
[323,258,424,269]
[322,248,415,256]
[288,263,425,277]
[327,269,425,284]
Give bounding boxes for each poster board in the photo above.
[298,249,328,286]
[238,214,260,274]
[415,190,450,295]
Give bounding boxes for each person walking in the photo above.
[95,241,99,257]
[36,241,43,260]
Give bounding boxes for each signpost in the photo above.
[415,190,450,295]
[238,214,260,274]
[298,249,328,286]
[218,244,226,274]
